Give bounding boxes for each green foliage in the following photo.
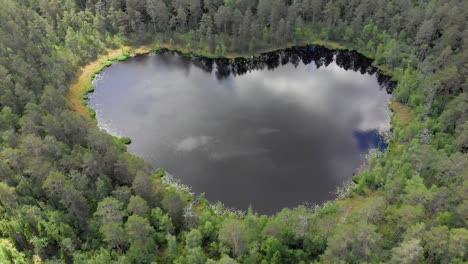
[0,239,27,263]
[116,52,131,61]
[119,137,132,145]
[322,221,383,263]
[185,229,202,249]
[219,219,247,258]
[389,239,424,264]
[0,0,466,263]
[162,190,187,231]
[127,195,150,217]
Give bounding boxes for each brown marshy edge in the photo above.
[68,45,153,119]
[68,45,153,145]
[390,100,411,126]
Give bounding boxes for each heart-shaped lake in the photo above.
[88,46,392,214]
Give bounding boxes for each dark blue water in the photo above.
[89,48,391,214]
[353,130,388,152]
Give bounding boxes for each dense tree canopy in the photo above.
[0,0,466,263]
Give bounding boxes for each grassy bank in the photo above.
[68,45,153,118]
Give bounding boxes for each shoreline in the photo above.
[67,40,410,214]
[68,40,393,120]
[68,45,153,118]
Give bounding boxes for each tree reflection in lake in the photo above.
[89,45,393,214]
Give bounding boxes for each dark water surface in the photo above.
[89,46,392,214]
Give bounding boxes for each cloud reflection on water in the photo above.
[89,50,392,214]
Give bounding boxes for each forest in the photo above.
[0,0,467,263]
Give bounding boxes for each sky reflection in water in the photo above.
[89,51,391,214]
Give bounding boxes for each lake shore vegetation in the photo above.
[0,0,466,263]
